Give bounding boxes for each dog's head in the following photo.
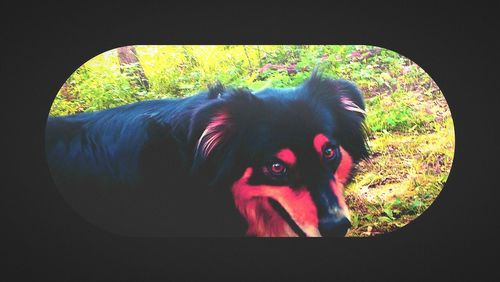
[188,72,369,237]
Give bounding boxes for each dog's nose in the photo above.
[319,216,352,237]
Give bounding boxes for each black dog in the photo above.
[45,71,369,237]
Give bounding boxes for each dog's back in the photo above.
[45,93,241,236]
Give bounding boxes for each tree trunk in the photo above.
[117,46,150,91]
[59,81,72,100]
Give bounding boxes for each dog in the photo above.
[45,71,369,237]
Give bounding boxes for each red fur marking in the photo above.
[196,112,229,158]
[276,148,297,166]
[330,146,353,212]
[335,146,353,185]
[312,134,352,214]
[313,133,329,156]
[330,179,347,210]
[232,168,320,237]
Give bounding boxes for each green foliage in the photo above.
[50,46,443,138]
[52,50,144,114]
[366,90,435,134]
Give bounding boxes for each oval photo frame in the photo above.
[46,45,455,237]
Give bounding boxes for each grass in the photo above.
[48,45,455,236]
[346,89,455,237]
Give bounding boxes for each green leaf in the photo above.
[384,208,394,220]
[350,213,359,228]
[378,216,392,223]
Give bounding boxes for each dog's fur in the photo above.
[45,71,369,237]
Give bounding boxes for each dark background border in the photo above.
[2,2,499,281]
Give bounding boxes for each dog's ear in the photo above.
[188,87,260,187]
[304,71,370,162]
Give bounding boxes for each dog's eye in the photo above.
[323,146,336,160]
[268,161,287,177]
